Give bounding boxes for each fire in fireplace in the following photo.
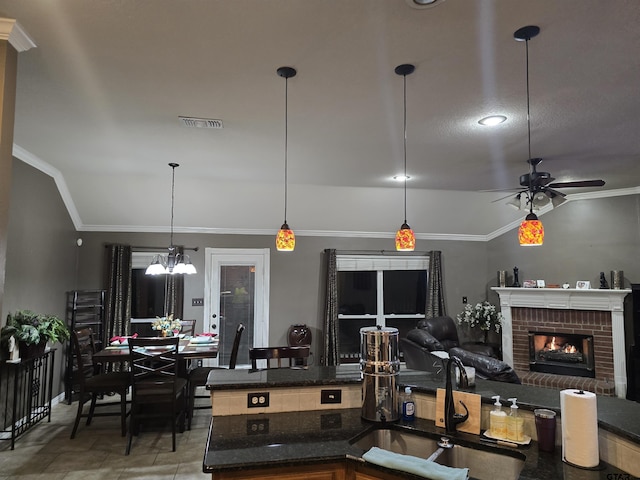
[528,331,595,378]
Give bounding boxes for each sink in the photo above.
[350,428,525,480]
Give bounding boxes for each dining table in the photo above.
[93,337,219,364]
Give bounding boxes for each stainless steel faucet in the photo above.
[444,356,469,434]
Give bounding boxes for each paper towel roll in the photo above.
[560,389,599,468]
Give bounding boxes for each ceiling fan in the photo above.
[504,157,606,209]
[497,25,605,211]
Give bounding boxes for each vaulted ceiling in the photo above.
[2,0,639,240]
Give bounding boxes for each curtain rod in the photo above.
[333,249,430,256]
[132,246,199,252]
[105,245,199,252]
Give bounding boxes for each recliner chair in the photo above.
[400,316,520,384]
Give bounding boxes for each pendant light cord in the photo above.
[283,75,289,224]
[525,37,534,215]
[169,163,177,246]
[525,37,532,163]
[403,72,408,224]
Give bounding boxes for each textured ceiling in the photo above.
[1,0,639,239]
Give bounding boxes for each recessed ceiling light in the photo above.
[478,115,507,126]
[405,0,446,9]
[393,174,411,181]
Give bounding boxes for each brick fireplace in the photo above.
[492,287,630,398]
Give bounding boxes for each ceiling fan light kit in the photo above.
[276,66,297,252]
[394,63,417,252]
[145,163,197,275]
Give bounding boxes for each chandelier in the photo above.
[145,163,197,275]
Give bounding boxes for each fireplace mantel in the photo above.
[491,287,630,311]
[492,287,631,398]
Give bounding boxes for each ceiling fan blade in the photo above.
[491,189,529,203]
[545,187,566,198]
[548,179,605,188]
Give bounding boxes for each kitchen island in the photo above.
[205,366,640,479]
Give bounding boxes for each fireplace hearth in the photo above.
[529,332,595,378]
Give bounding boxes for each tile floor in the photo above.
[0,392,212,480]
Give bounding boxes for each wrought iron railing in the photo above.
[0,349,55,449]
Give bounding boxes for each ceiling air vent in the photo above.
[179,116,223,129]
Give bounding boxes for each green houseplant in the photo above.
[1,310,70,358]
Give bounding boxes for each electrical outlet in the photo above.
[247,392,269,408]
[321,389,342,404]
[462,296,468,304]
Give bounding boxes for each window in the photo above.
[337,254,428,363]
[131,252,169,319]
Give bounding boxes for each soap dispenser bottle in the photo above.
[490,395,507,439]
[506,397,524,442]
[401,386,416,421]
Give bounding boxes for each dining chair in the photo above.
[186,323,244,429]
[249,345,310,370]
[126,336,188,454]
[180,319,196,337]
[70,327,131,439]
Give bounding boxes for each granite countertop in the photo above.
[204,408,631,479]
[205,366,640,478]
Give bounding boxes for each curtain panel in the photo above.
[322,248,339,366]
[426,250,446,318]
[104,244,133,339]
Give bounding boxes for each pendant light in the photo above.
[394,64,416,251]
[145,163,197,275]
[275,66,296,252]
[514,25,544,247]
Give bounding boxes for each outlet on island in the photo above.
[247,392,270,408]
[321,389,342,404]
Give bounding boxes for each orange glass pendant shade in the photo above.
[276,223,295,251]
[395,223,416,251]
[518,214,544,246]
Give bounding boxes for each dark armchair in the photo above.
[400,316,520,384]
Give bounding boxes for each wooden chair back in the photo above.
[180,319,196,337]
[228,323,245,369]
[71,327,99,386]
[249,345,310,369]
[128,336,182,398]
[70,327,130,439]
[126,336,187,454]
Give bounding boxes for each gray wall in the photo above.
[487,195,640,298]
[2,160,78,395]
[77,232,488,364]
[5,159,640,397]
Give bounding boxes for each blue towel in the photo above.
[362,446,469,480]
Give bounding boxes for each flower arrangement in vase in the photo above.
[456,301,503,343]
[151,314,182,337]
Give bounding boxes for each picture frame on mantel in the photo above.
[523,280,537,288]
[576,280,591,289]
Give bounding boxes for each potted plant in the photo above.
[1,310,70,359]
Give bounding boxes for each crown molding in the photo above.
[12,141,640,241]
[12,144,82,229]
[0,19,37,52]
